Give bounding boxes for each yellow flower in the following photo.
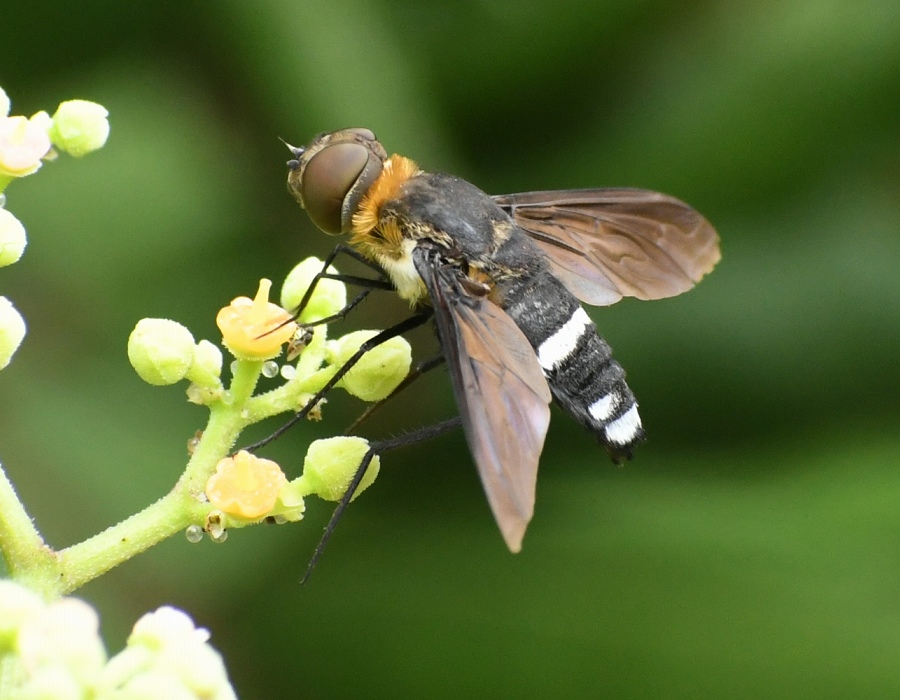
[0,114,52,177]
[216,279,298,360]
[206,451,288,520]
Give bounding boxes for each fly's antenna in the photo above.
[280,137,304,169]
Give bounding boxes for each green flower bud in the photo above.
[186,339,223,388]
[328,330,412,402]
[49,100,109,157]
[0,207,27,266]
[280,256,347,323]
[0,87,9,118]
[0,296,27,369]
[128,318,196,385]
[300,436,380,502]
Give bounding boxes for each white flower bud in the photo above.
[0,296,27,369]
[0,208,27,266]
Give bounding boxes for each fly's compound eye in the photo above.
[300,143,382,234]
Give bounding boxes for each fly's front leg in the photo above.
[292,244,394,325]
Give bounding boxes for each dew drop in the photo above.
[209,529,228,543]
[185,525,204,543]
[262,360,279,378]
[280,365,296,380]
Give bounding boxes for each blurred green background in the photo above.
[2,0,899,697]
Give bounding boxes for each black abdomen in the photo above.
[500,271,645,462]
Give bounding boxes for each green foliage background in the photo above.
[2,1,899,697]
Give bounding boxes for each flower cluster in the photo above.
[0,87,109,181]
[125,259,411,533]
[0,581,235,699]
[0,85,110,371]
[0,82,421,698]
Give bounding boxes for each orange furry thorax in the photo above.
[350,154,420,254]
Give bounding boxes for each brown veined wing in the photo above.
[494,188,721,307]
[413,247,552,553]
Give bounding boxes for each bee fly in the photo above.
[285,128,720,552]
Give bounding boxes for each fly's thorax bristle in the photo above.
[350,154,421,238]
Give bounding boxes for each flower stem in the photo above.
[0,462,54,587]
[0,360,267,597]
[54,364,262,594]
[55,489,203,595]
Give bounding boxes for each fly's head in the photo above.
[286,128,388,235]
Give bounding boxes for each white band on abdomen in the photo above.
[588,393,618,422]
[604,404,642,445]
[537,307,592,372]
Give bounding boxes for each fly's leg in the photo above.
[242,310,434,453]
[343,353,446,435]
[301,416,462,584]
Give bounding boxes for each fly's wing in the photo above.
[414,249,552,553]
[494,188,720,306]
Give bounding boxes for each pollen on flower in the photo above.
[206,451,288,520]
[216,279,299,360]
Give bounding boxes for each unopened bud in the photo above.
[328,330,412,402]
[300,436,380,502]
[49,100,110,157]
[128,318,195,385]
[280,257,347,323]
[0,208,26,266]
[0,296,26,369]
